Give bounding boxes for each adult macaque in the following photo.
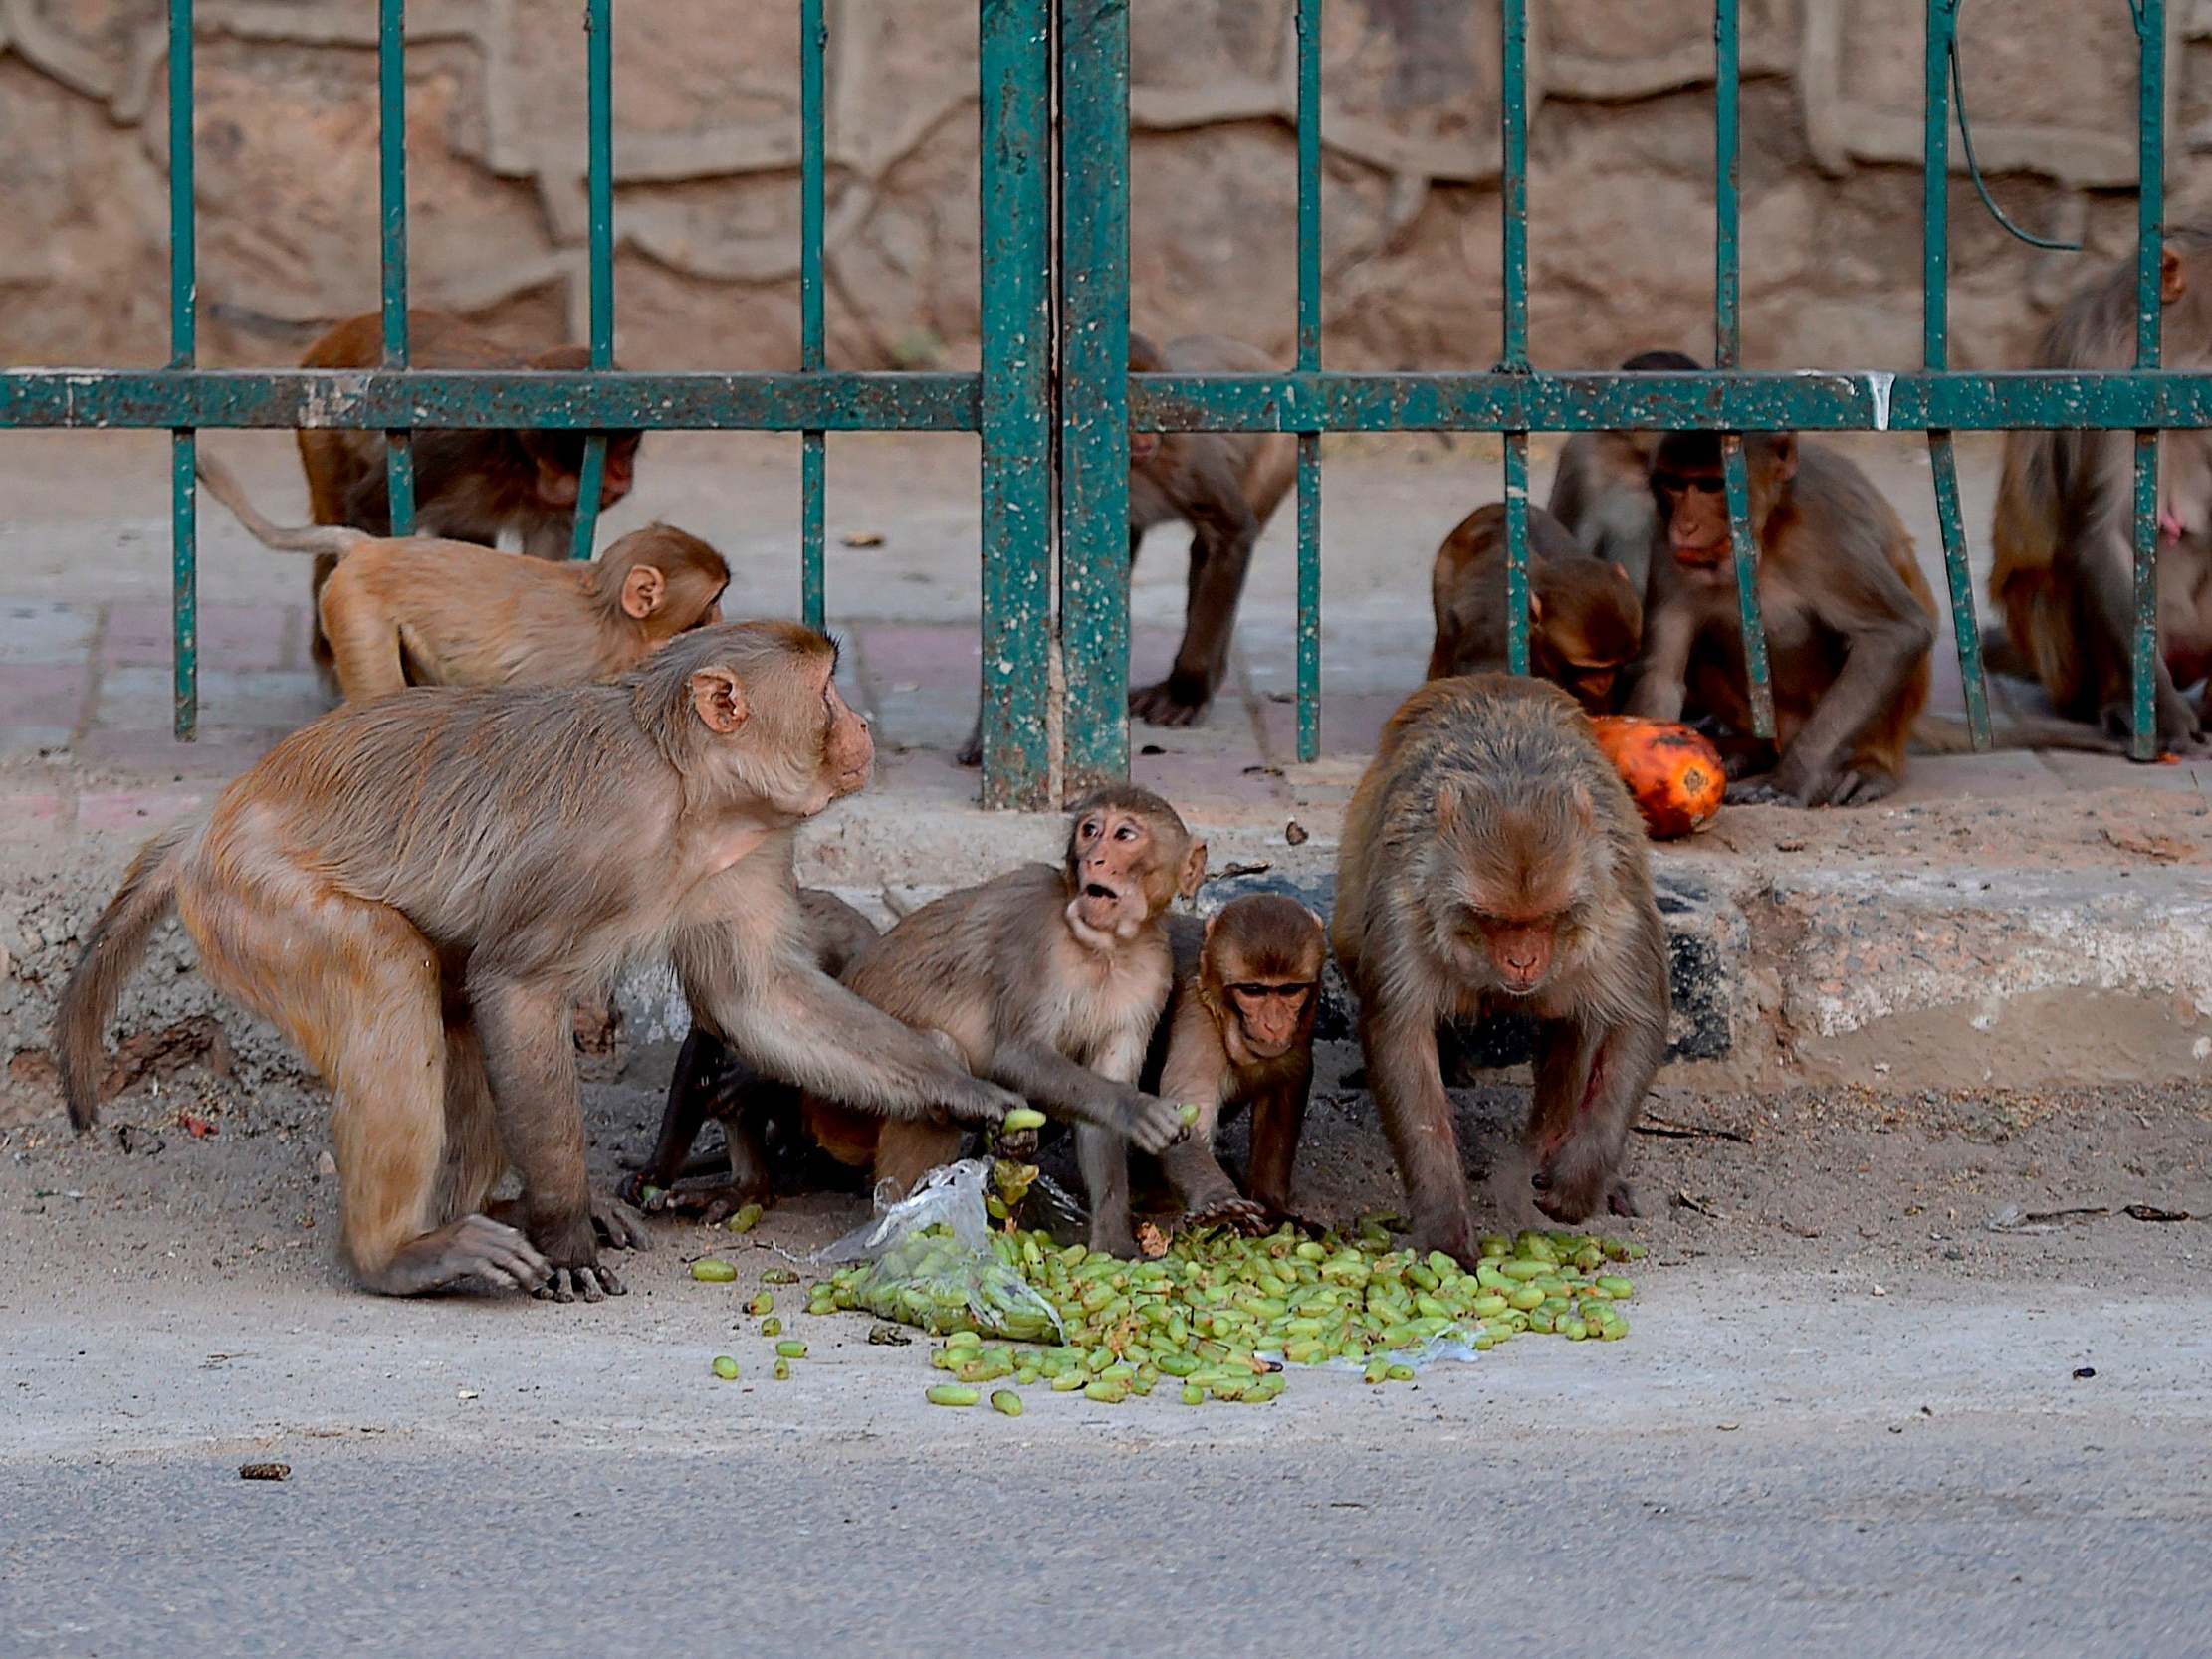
[198,455,726,701]
[1145,894,1326,1228]
[1990,230,2212,753]
[1546,349,1704,602]
[296,310,645,692]
[621,890,881,1220]
[55,623,1019,1301]
[1334,676,1669,1264]
[957,333,1294,761]
[1629,430,1937,807]
[1427,501,1644,712]
[803,786,1203,1254]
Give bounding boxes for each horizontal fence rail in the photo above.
[0,0,2201,793]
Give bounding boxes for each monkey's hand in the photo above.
[590,1189,651,1252]
[1118,1089,1193,1154]
[937,1074,1023,1129]
[1129,673,1211,728]
[535,1262,626,1304]
[2102,695,2209,757]
[1728,761,1897,809]
[1530,1135,1613,1226]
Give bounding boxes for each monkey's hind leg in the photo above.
[195,890,553,1297]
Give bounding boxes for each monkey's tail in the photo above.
[1910,713,2125,757]
[55,823,194,1134]
[195,452,366,558]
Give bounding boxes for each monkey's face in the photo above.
[691,627,872,818]
[1221,980,1316,1064]
[1653,450,1733,583]
[1129,429,1160,466]
[1432,790,1595,997]
[1067,807,1165,939]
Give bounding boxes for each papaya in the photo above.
[1588,716,1724,839]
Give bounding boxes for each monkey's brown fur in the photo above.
[295,310,646,693]
[1546,349,1705,605]
[1335,675,1669,1265]
[1990,229,2212,753]
[199,454,726,701]
[803,785,1204,1254]
[1631,431,1936,807]
[1146,894,1326,1227]
[1428,502,1644,712]
[56,624,1017,1302]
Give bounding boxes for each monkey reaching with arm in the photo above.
[56,623,1017,1302]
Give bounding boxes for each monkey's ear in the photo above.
[1570,781,1596,827]
[1301,904,1326,933]
[2164,246,2188,305]
[689,667,750,734]
[1528,591,1545,624]
[1436,785,1460,831]
[1202,910,1221,947]
[1178,840,1209,902]
[621,565,667,620]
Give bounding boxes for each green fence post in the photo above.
[1294,0,1322,761]
[1922,0,1991,749]
[168,0,198,740]
[1499,0,1531,676]
[799,0,827,630]
[977,0,1053,809]
[378,0,414,532]
[2130,0,2167,759]
[1714,0,1774,738]
[1057,0,1132,796]
[569,0,614,560]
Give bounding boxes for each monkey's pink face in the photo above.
[1070,808,1155,937]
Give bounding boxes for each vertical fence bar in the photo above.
[1057,0,1132,795]
[1499,0,1531,676]
[377,0,413,534]
[569,0,614,560]
[1294,0,1321,760]
[168,0,198,739]
[977,0,1054,808]
[1922,0,1990,748]
[1713,0,1774,738]
[378,0,414,533]
[2130,0,2166,759]
[799,0,827,629]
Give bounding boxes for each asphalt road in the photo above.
[5,1269,2209,1659]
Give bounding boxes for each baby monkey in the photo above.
[1145,894,1327,1229]
[198,454,726,701]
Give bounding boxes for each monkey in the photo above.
[55,622,1023,1303]
[1546,349,1704,603]
[197,453,725,702]
[1627,430,1938,807]
[1143,894,1327,1229]
[1427,501,1644,713]
[295,310,645,694]
[957,332,1295,761]
[619,890,882,1221]
[796,786,1204,1255]
[1333,675,1669,1266]
[1989,229,2212,754]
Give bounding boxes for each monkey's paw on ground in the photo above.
[589,1191,652,1251]
[1727,766,1896,810]
[1129,677,1210,727]
[534,1262,626,1303]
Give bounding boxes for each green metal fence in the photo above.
[0,0,2195,808]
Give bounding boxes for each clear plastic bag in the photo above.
[816,1159,1065,1342]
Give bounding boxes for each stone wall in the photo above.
[4,0,2210,375]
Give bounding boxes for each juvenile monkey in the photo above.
[1146,894,1327,1227]
[958,333,1295,760]
[56,623,1019,1302]
[1630,430,1937,807]
[1546,349,1704,602]
[801,786,1204,1254]
[1335,675,1669,1264]
[296,310,645,691]
[198,455,726,701]
[621,890,881,1220]
[1990,230,2212,752]
[1427,501,1644,712]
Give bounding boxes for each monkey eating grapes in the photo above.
[1334,675,1670,1266]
